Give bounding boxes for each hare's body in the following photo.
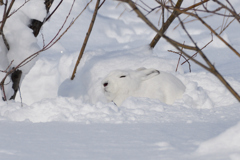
[135,71,185,104]
[102,68,185,106]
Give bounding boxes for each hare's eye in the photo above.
[120,75,126,78]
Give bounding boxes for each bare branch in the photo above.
[168,49,191,72]
[45,0,63,22]
[175,5,240,103]
[213,0,240,23]
[119,0,240,102]
[150,0,183,48]
[182,33,213,65]
[71,0,101,80]
[173,7,240,58]
[0,0,15,50]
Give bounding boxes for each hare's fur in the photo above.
[102,68,185,106]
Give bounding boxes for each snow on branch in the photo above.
[0,0,94,101]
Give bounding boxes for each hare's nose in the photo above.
[103,82,108,87]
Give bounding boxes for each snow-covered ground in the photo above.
[0,0,240,159]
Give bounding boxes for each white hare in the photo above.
[101,67,186,106]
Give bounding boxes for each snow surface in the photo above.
[0,0,240,159]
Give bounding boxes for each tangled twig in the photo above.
[119,0,240,102]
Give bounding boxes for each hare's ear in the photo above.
[135,68,160,81]
[135,67,146,71]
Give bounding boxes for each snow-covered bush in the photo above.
[0,0,48,100]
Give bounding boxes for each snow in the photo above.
[196,122,240,157]
[5,11,40,72]
[0,0,240,159]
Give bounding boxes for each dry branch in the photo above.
[213,0,240,23]
[45,0,63,22]
[150,0,183,48]
[119,0,240,102]
[172,7,240,58]
[150,0,211,48]
[0,0,16,50]
[182,33,213,65]
[171,3,240,103]
[168,49,191,72]
[71,0,101,80]
[118,0,208,69]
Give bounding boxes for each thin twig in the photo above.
[182,33,213,65]
[173,7,240,58]
[18,87,23,107]
[0,0,12,50]
[0,60,14,73]
[168,50,191,72]
[175,42,184,72]
[174,14,213,30]
[0,0,30,24]
[219,17,235,35]
[98,0,106,9]
[45,0,63,22]
[213,0,240,23]
[0,83,7,101]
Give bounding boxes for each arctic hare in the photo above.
[101,68,185,106]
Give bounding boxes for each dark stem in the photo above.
[9,69,22,100]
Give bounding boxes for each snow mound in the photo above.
[181,72,240,109]
[58,46,184,104]
[1,46,240,123]
[196,122,240,159]
[0,97,163,123]
[57,47,240,110]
